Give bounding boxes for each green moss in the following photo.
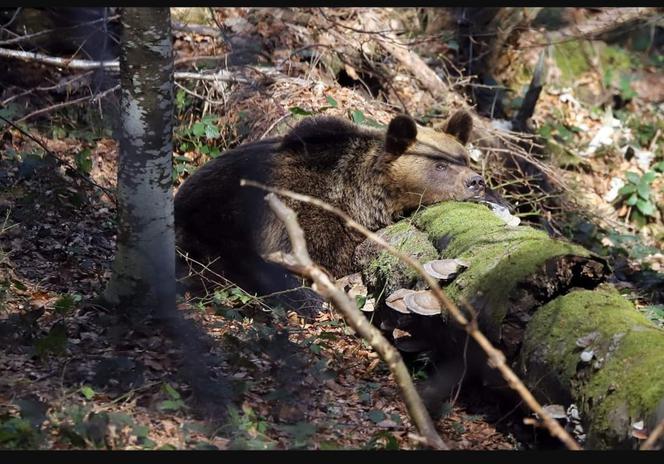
[523,287,664,447]
[598,44,634,71]
[365,220,438,290]
[553,40,594,82]
[414,202,589,336]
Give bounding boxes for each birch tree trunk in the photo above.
[103,7,175,320]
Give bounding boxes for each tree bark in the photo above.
[355,201,664,448]
[103,7,175,320]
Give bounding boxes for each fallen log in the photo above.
[354,200,664,448]
[521,287,664,449]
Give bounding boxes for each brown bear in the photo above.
[175,110,492,308]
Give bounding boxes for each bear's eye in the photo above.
[435,162,448,171]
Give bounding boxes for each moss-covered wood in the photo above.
[520,285,664,449]
[358,201,608,355]
[355,201,664,448]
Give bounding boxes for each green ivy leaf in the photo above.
[367,409,386,424]
[653,161,664,173]
[325,95,338,108]
[637,181,651,200]
[354,294,366,310]
[162,383,181,400]
[636,199,655,216]
[625,171,640,184]
[192,122,206,137]
[351,110,365,124]
[289,107,313,116]
[204,124,220,139]
[75,149,92,174]
[80,386,95,400]
[176,89,187,110]
[626,193,638,205]
[158,400,183,412]
[54,294,78,315]
[641,171,656,183]
[618,184,636,196]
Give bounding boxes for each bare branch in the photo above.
[524,8,662,48]
[172,21,223,38]
[641,418,664,451]
[264,192,449,450]
[0,46,118,70]
[242,179,582,451]
[0,14,119,46]
[356,14,449,98]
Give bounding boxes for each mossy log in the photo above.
[354,201,608,356]
[354,201,664,448]
[521,286,664,448]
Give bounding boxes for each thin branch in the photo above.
[15,94,90,123]
[0,14,119,46]
[264,192,448,450]
[641,418,664,450]
[1,71,94,106]
[172,21,223,38]
[12,84,119,123]
[0,46,118,70]
[357,14,449,97]
[0,7,21,29]
[241,179,582,451]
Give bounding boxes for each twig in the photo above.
[242,179,582,451]
[12,84,119,123]
[1,71,94,106]
[0,7,21,29]
[174,81,226,106]
[0,14,119,46]
[641,418,664,450]
[357,14,449,98]
[0,46,118,70]
[261,114,289,139]
[15,94,91,123]
[0,114,116,205]
[174,54,229,65]
[172,21,224,38]
[264,192,448,450]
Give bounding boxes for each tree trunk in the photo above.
[103,7,175,320]
[355,201,664,448]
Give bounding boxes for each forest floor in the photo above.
[0,152,519,450]
[1,7,663,450]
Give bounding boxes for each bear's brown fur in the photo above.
[175,111,488,299]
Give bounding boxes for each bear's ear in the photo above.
[384,114,418,158]
[444,110,473,145]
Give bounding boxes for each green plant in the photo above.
[288,95,339,118]
[350,109,384,128]
[615,169,661,225]
[364,430,399,450]
[74,148,93,175]
[224,404,275,450]
[0,415,43,449]
[173,114,222,182]
[157,383,187,412]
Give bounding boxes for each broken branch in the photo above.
[265,192,449,450]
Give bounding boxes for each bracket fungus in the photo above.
[423,258,469,281]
